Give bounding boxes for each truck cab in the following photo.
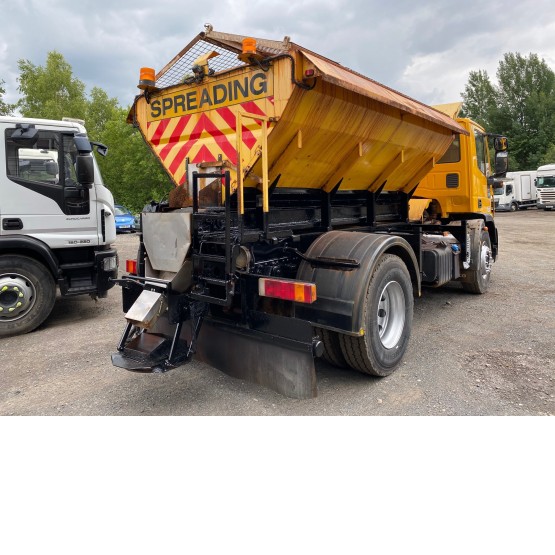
[493,171,537,212]
[415,115,497,217]
[0,116,118,336]
[536,164,555,210]
[493,177,515,211]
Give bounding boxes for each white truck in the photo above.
[493,170,537,211]
[536,164,555,210]
[0,116,118,337]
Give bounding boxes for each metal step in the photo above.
[193,253,226,264]
[64,285,97,295]
[59,261,95,270]
[200,277,229,287]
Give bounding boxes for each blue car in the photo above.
[114,205,135,233]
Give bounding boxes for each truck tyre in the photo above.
[315,327,348,368]
[339,254,413,377]
[510,202,518,212]
[461,228,492,294]
[0,255,56,337]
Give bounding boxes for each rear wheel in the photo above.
[315,327,348,368]
[339,254,413,376]
[0,255,56,337]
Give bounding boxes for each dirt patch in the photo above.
[465,350,555,414]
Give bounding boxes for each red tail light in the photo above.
[258,278,316,303]
[126,259,138,275]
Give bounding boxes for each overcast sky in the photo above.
[2,0,555,111]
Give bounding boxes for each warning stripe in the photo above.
[159,115,191,160]
[218,106,257,150]
[147,100,272,183]
[168,113,236,175]
[149,118,170,147]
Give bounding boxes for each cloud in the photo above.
[1,0,555,112]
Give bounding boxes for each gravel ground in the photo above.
[1,210,554,415]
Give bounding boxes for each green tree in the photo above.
[496,53,554,128]
[17,51,87,119]
[539,143,555,165]
[96,107,172,212]
[461,52,555,170]
[0,79,16,115]
[461,69,497,129]
[85,86,120,141]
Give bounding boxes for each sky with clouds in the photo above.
[1,0,555,111]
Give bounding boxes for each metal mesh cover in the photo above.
[156,39,247,89]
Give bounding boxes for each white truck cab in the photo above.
[493,178,515,211]
[0,116,118,336]
[493,170,537,212]
[536,164,555,210]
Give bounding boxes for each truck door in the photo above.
[472,127,490,213]
[521,175,531,200]
[3,127,99,248]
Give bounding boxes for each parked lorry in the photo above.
[493,170,537,211]
[0,116,118,337]
[112,26,508,398]
[536,164,555,210]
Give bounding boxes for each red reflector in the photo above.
[305,69,315,77]
[258,278,316,303]
[126,259,137,274]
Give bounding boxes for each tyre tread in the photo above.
[316,327,348,368]
[339,254,411,377]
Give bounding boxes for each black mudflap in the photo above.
[194,318,318,399]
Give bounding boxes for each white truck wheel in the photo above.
[0,255,56,337]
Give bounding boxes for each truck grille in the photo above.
[539,190,555,201]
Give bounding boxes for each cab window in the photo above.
[6,130,61,185]
[474,130,487,176]
[437,137,461,164]
[5,129,90,215]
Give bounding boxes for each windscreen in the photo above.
[537,176,555,187]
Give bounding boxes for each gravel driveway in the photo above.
[1,210,554,415]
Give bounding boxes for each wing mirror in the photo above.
[494,151,508,177]
[76,155,94,187]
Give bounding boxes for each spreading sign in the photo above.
[148,71,272,121]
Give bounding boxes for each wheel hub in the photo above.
[377,281,406,349]
[480,243,493,278]
[0,274,35,320]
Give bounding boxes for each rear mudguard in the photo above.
[295,230,420,335]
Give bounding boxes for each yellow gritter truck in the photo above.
[111,26,508,398]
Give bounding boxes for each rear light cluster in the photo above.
[123,260,317,303]
[258,277,316,304]
[126,259,138,275]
